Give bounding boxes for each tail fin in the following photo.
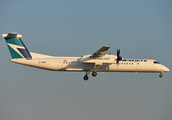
[2,33,32,59]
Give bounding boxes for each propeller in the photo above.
[116,49,122,64]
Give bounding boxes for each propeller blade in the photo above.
[117,49,120,57]
[116,49,122,64]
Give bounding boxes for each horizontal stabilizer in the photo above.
[2,33,22,38]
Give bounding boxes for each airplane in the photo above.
[2,32,170,81]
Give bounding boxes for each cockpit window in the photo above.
[154,61,160,64]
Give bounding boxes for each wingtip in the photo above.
[103,46,110,47]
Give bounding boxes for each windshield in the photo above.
[154,61,160,64]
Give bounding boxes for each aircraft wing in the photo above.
[90,46,110,58]
[78,46,112,65]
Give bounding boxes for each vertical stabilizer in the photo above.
[2,33,32,59]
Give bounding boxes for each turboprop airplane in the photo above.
[2,33,170,80]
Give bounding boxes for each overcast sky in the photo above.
[0,0,172,120]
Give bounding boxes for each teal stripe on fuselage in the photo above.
[7,44,23,59]
[5,37,24,47]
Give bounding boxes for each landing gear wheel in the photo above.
[159,74,163,78]
[84,75,89,81]
[92,71,97,77]
[83,71,90,81]
[159,72,163,78]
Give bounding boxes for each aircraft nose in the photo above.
[162,65,170,72]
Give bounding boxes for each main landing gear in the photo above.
[83,71,97,81]
[84,71,90,81]
[83,64,100,80]
[159,72,163,78]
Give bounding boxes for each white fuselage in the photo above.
[10,55,170,73]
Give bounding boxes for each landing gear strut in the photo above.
[84,71,90,81]
[159,72,163,78]
[91,64,100,77]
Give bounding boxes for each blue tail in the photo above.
[2,33,32,59]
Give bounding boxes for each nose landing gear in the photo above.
[159,72,163,78]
